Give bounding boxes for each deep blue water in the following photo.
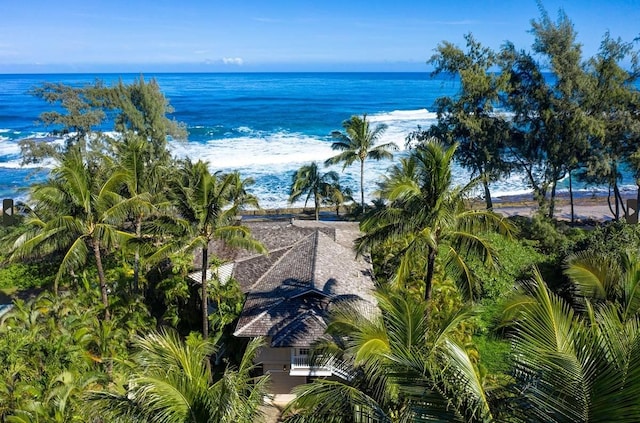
[0,72,634,207]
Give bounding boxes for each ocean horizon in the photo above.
[0,72,635,208]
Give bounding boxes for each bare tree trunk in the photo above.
[93,241,110,321]
[549,179,558,219]
[569,170,575,224]
[608,185,615,217]
[201,246,209,340]
[482,173,493,210]
[614,182,627,221]
[615,184,620,221]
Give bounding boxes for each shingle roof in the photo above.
[233,221,375,347]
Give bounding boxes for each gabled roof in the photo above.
[233,222,375,347]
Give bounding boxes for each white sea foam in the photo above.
[368,108,437,123]
[366,109,439,150]
[170,131,336,169]
[0,159,56,169]
[0,139,20,156]
[2,111,631,210]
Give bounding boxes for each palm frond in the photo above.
[565,252,618,301]
[284,379,392,423]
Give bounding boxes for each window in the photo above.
[297,348,310,356]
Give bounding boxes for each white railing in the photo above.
[291,354,314,369]
[290,352,353,381]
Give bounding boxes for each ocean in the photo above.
[0,72,634,208]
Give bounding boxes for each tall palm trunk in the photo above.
[314,192,320,221]
[424,247,437,302]
[93,241,110,321]
[201,245,209,340]
[133,218,142,294]
[360,160,365,211]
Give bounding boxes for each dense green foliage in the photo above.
[0,259,55,291]
[426,33,512,209]
[357,139,513,302]
[0,77,269,422]
[412,7,640,222]
[1,6,640,422]
[88,330,268,423]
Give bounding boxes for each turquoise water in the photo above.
[0,72,634,207]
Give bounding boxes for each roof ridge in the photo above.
[233,245,291,264]
[311,230,319,290]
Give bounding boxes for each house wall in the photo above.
[255,343,307,394]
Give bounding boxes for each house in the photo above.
[212,218,376,395]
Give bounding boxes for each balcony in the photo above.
[289,351,353,380]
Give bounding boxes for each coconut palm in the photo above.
[9,148,133,320]
[356,139,512,302]
[565,250,640,321]
[169,159,265,339]
[87,329,269,423]
[103,135,161,295]
[284,290,493,422]
[325,114,397,211]
[289,162,339,221]
[323,183,354,217]
[503,269,640,422]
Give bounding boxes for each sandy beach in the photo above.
[239,191,636,223]
[491,192,636,222]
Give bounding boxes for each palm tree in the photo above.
[88,329,269,423]
[325,114,397,211]
[323,183,354,217]
[356,139,512,302]
[169,159,265,339]
[289,162,339,221]
[9,148,133,320]
[565,250,640,321]
[284,290,493,422]
[104,135,160,295]
[503,269,640,422]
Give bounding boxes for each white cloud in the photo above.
[222,57,244,65]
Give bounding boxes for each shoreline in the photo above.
[240,191,638,223]
[490,191,636,222]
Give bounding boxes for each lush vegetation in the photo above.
[0,77,268,422]
[1,5,640,423]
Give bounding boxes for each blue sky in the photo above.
[1,0,638,73]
